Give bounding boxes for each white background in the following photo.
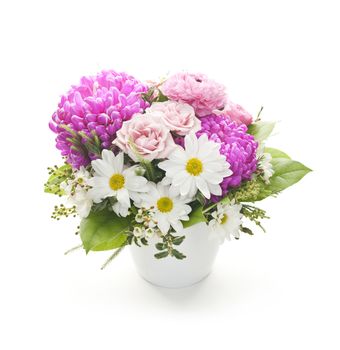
[1,0,339,349]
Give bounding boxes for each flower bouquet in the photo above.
[45,70,310,288]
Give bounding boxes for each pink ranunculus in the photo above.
[161,72,228,117]
[113,113,176,162]
[147,101,201,136]
[214,101,253,126]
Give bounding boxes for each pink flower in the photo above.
[113,113,176,161]
[214,101,253,126]
[161,72,227,117]
[147,101,201,136]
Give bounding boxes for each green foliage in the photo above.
[247,121,276,142]
[172,236,185,246]
[264,147,290,159]
[227,179,264,203]
[60,125,102,159]
[44,163,72,195]
[240,226,254,236]
[224,147,311,202]
[141,86,169,104]
[154,233,186,260]
[261,158,311,198]
[182,203,206,228]
[241,204,269,232]
[100,246,126,270]
[51,204,77,220]
[80,209,130,253]
[172,249,186,259]
[154,251,169,259]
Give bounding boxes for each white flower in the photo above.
[208,202,243,243]
[257,145,274,184]
[137,183,192,234]
[60,166,93,218]
[88,150,149,217]
[158,133,232,199]
[133,227,144,238]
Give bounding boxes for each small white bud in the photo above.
[135,214,144,223]
[145,228,154,238]
[133,226,143,238]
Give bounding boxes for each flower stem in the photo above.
[140,160,156,182]
[64,244,83,255]
[101,246,125,270]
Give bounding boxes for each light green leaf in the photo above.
[182,204,206,229]
[264,147,290,159]
[44,164,72,195]
[248,121,276,142]
[80,209,130,253]
[266,158,311,194]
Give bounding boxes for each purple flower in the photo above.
[49,70,149,168]
[196,114,258,201]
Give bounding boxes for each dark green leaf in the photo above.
[156,89,169,102]
[172,236,185,246]
[155,243,166,251]
[141,237,149,246]
[154,251,169,259]
[240,226,254,235]
[80,209,130,253]
[172,249,186,260]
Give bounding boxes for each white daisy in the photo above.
[158,133,232,199]
[88,150,149,217]
[60,166,93,218]
[257,145,274,184]
[137,183,192,234]
[208,202,243,243]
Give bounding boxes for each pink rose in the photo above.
[113,113,176,162]
[147,101,201,136]
[214,101,253,126]
[161,72,227,117]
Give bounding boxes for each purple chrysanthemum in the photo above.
[49,70,149,168]
[196,114,258,201]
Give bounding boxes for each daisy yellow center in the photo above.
[109,174,125,190]
[186,158,203,176]
[157,197,174,213]
[220,214,228,225]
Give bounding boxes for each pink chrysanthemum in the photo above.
[49,70,149,168]
[196,114,258,201]
[161,72,227,117]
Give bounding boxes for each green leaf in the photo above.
[240,226,254,235]
[172,236,185,246]
[266,158,311,194]
[182,204,206,229]
[248,121,276,142]
[172,249,186,260]
[44,164,72,195]
[155,243,166,251]
[264,147,290,159]
[80,209,130,253]
[156,89,169,102]
[154,251,169,259]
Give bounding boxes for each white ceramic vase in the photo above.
[130,222,220,288]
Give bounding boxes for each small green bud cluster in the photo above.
[230,179,262,202]
[241,204,269,232]
[51,204,77,220]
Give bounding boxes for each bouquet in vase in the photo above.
[45,70,310,271]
